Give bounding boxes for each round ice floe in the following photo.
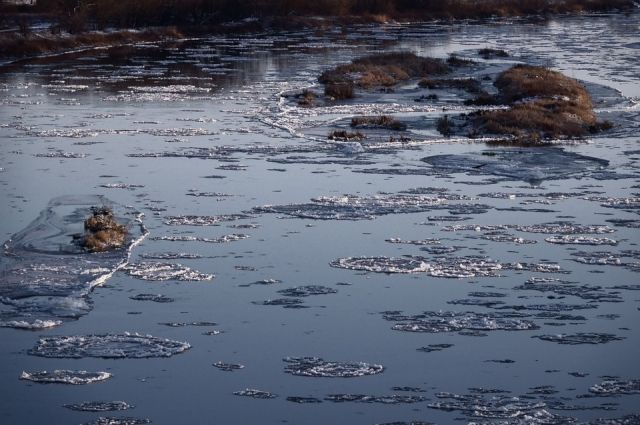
[124,262,213,281]
[20,370,112,384]
[28,333,191,358]
[283,357,384,377]
[64,401,131,411]
[330,256,501,277]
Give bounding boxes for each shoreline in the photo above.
[1,4,637,62]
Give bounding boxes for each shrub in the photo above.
[325,82,354,100]
[319,52,449,91]
[437,115,453,136]
[351,115,407,131]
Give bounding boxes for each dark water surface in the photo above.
[1,12,639,425]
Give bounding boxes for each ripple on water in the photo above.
[20,370,112,384]
[28,333,191,358]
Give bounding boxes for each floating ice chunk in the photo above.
[20,370,112,384]
[254,193,449,220]
[545,236,618,246]
[515,223,615,234]
[330,256,501,278]
[213,362,245,371]
[386,311,538,333]
[277,285,337,297]
[428,391,558,421]
[589,379,640,396]
[325,394,427,404]
[533,333,625,345]
[28,333,191,358]
[151,234,248,243]
[339,141,365,155]
[571,251,623,266]
[64,401,132,412]
[252,298,306,308]
[0,319,62,329]
[82,417,150,425]
[164,214,252,226]
[330,256,430,274]
[233,389,277,399]
[286,396,323,403]
[139,252,203,260]
[386,238,441,245]
[283,357,384,378]
[129,294,174,303]
[124,262,213,281]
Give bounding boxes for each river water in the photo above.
[1,11,639,425]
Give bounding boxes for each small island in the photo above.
[79,207,128,252]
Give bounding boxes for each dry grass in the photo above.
[81,207,128,252]
[472,65,610,142]
[351,115,407,131]
[0,27,182,59]
[325,82,355,100]
[319,52,449,90]
[297,89,318,107]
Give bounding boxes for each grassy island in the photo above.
[470,65,611,142]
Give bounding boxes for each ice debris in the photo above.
[20,370,112,384]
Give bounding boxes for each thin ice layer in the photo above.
[0,195,146,327]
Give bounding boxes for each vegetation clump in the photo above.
[80,207,128,252]
[437,115,454,137]
[296,89,318,107]
[471,65,611,142]
[351,115,407,131]
[319,52,449,92]
[328,130,366,141]
[324,82,355,100]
